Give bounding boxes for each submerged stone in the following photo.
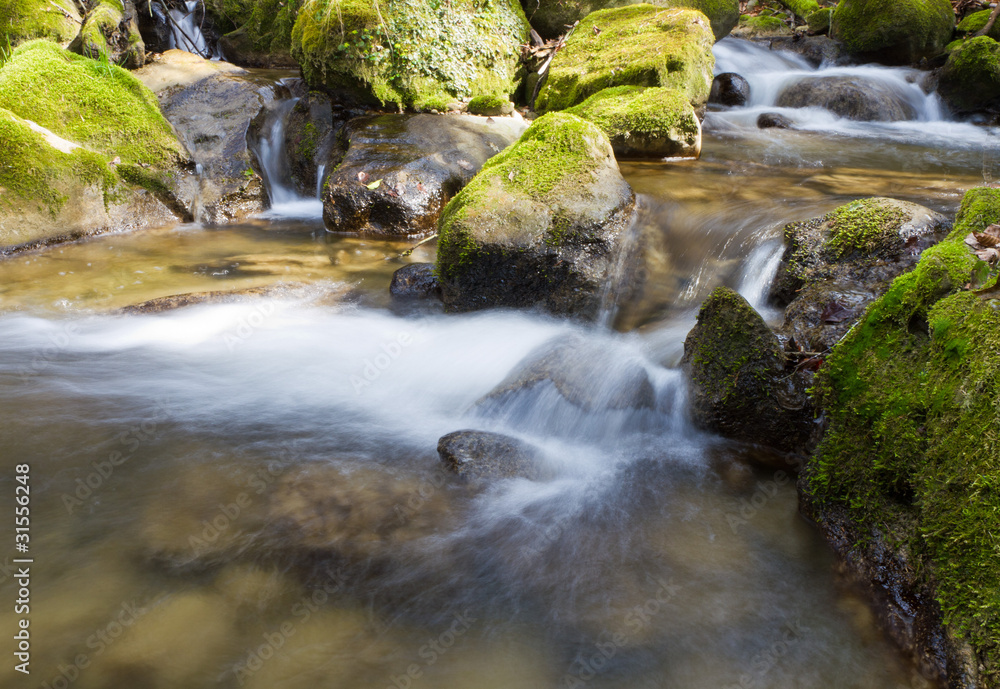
[776,76,917,122]
[438,430,545,483]
[709,72,750,106]
[435,112,636,317]
[534,5,715,113]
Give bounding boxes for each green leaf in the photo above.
[366,179,382,190]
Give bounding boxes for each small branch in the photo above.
[530,21,578,110]
[387,233,438,260]
[974,3,1000,37]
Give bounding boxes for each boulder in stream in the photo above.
[206,0,300,69]
[757,112,793,129]
[682,287,814,455]
[0,40,189,250]
[830,0,954,65]
[389,263,442,300]
[435,112,636,317]
[526,0,739,42]
[709,72,750,106]
[534,6,716,113]
[769,197,950,354]
[0,0,82,45]
[775,76,917,122]
[438,430,545,483]
[937,36,1000,115]
[284,90,344,199]
[566,85,702,158]
[323,113,527,236]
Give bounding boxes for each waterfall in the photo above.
[252,97,324,219]
[166,0,222,59]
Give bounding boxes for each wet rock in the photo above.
[769,197,949,353]
[136,0,172,53]
[436,112,636,317]
[527,0,739,42]
[759,35,848,67]
[204,0,299,68]
[323,113,526,236]
[566,85,702,158]
[118,282,349,314]
[775,76,917,122]
[709,72,750,106]
[937,36,1000,116]
[285,91,345,198]
[478,334,656,412]
[757,112,793,129]
[438,430,544,483]
[389,263,442,300]
[69,0,145,68]
[467,95,514,116]
[136,50,276,223]
[830,0,954,65]
[535,6,715,113]
[681,287,814,454]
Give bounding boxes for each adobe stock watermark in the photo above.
[61,399,171,514]
[726,469,791,534]
[230,569,350,685]
[386,609,477,689]
[223,302,277,352]
[561,577,680,688]
[721,618,809,689]
[350,331,414,394]
[15,322,80,380]
[392,463,452,526]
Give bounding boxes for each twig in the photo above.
[974,3,1000,37]
[162,4,211,59]
[530,21,578,109]
[387,233,438,260]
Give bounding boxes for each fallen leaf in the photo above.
[965,232,981,248]
[975,247,1000,263]
[820,300,854,323]
[974,224,1000,247]
[366,179,382,190]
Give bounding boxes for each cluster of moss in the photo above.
[291,0,528,109]
[806,187,1000,681]
[736,13,786,35]
[535,5,715,113]
[437,112,608,278]
[938,35,1000,113]
[467,94,509,115]
[830,0,955,64]
[0,0,81,46]
[824,198,907,258]
[957,9,1000,42]
[207,0,302,56]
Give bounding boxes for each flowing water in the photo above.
[0,37,991,689]
[166,0,222,60]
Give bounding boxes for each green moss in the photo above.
[535,4,715,113]
[737,13,787,34]
[291,0,528,108]
[467,94,509,115]
[0,40,181,167]
[806,7,833,33]
[957,9,1000,41]
[207,0,302,57]
[0,0,81,46]
[938,36,1000,113]
[807,187,1000,682]
[776,0,819,20]
[825,198,907,258]
[437,112,608,278]
[0,108,117,215]
[830,0,955,63]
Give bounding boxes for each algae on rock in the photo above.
[291,0,530,109]
[0,0,82,46]
[803,187,1000,687]
[938,35,1000,115]
[830,0,955,65]
[69,0,146,69]
[205,0,302,67]
[523,0,739,41]
[534,5,715,113]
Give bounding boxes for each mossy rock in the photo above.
[290,0,529,109]
[957,9,1000,42]
[770,197,949,353]
[0,0,82,47]
[435,111,636,317]
[534,5,715,113]
[937,35,1000,115]
[523,0,739,41]
[565,85,701,158]
[775,75,917,122]
[467,94,513,116]
[802,187,1000,686]
[69,0,145,69]
[806,7,833,34]
[206,0,302,68]
[681,286,813,454]
[830,0,955,65]
[733,14,789,37]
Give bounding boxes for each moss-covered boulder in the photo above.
[565,85,701,158]
[535,5,715,113]
[290,0,529,109]
[956,8,1000,42]
[69,0,145,68]
[284,90,343,198]
[937,35,1000,115]
[770,197,950,355]
[322,113,527,236]
[801,187,1000,686]
[467,94,514,116]
[830,0,955,65]
[0,40,189,248]
[806,7,833,34]
[205,0,301,68]
[681,287,813,455]
[0,0,82,46]
[523,0,739,41]
[775,75,918,122]
[731,14,789,38]
[435,112,636,316]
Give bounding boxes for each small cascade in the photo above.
[166,0,222,59]
[596,200,646,330]
[316,163,326,199]
[252,97,324,219]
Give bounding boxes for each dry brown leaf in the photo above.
[974,247,1000,263]
[974,223,1000,247]
[965,232,981,248]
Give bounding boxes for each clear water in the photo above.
[0,37,987,689]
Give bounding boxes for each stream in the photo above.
[0,37,990,689]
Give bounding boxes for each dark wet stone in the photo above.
[776,75,917,122]
[757,112,793,129]
[389,263,442,300]
[438,430,544,482]
[710,72,750,106]
[285,91,345,198]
